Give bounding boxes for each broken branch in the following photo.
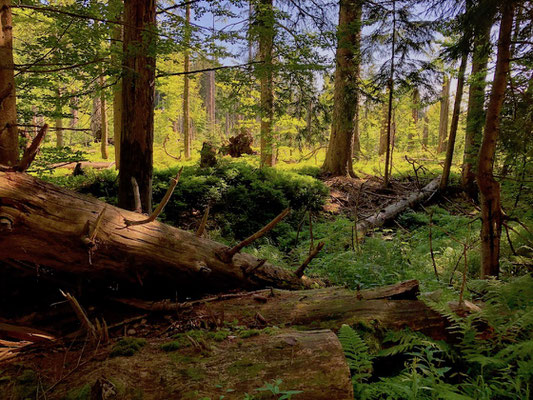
[195,205,210,237]
[125,167,183,226]
[295,241,325,278]
[13,124,48,172]
[218,208,290,263]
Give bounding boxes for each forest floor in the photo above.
[1,144,532,399]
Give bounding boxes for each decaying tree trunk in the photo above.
[356,177,440,236]
[117,280,450,340]
[0,171,317,294]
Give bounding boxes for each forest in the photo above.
[0,0,532,398]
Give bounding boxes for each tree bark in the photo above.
[118,0,156,213]
[322,0,362,177]
[437,75,450,153]
[183,2,191,160]
[112,9,123,170]
[0,171,318,295]
[461,13,493,198]
[383,0,396,186]
[477,2,514,279]
[100,75,108,160]
[0,0,18,167]
[257,0,276,167]
[440,52,468,190]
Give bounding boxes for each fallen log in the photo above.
[116,281,450,340]
[356,176,440,236]
[0,329,353,399]
[51,161,116,171]
[0,171,317,295]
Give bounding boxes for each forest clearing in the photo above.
[0,0,532,399]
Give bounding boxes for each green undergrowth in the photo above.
[339,275,533,399]
[43,160,328,241]
[110,337,147,357]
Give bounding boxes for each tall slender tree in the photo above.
[477,1,515,278]
[118,0,156,213]
[441,51,468,189]
[100,74,108,159]
[461,4,495,198]
[183,2,191,160]
[437,74,450,153]
[322,0,362,177]
[256,0,276,167]
[383,0,397,186]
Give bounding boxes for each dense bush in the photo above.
[46,161,328,241]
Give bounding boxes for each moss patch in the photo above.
[110,337,147,357]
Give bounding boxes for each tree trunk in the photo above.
[383,0,396,186]
[461,14,493,198]
[437,75,450,153]
[183,3,191,160]
[477,2,514,279]
[100,75,108,159]
[422,109,429,148]
[322,0,362,177]
[378,101,388,155]
[206,69,216,136]
[55,87,63,148]
[118,0,156,213]
[112,11,123,170]
[0,0,18,167]
[409,88,419,151]
[258,0,276,167]
[0,171,318,295]
[440,52,468,190]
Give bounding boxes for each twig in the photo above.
[125,167,183,226]
[13,124,48,172]
[195,205,210,237]
[218,208,290,262]
[448,252,464,286]
[295,242,325,278]
[89,207,106,243]
[131,178,142,213]
[245,259,267,275]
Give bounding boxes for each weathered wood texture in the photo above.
[356,177,440,236]
[1,329,354,399]
[180,286,449,340]
[0,172,316,294]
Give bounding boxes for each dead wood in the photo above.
[0,172,317,294]
[356,176,440,236]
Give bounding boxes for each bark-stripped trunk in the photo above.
[183,3,191,160]
[0,0,18,166]
[0,172,318,294]
[462,15,493,198]
[437,75,450,153]
[99,75,108,159]
[409,88,419,151]
[383,0,396,186]
[258,0,275,167]
[322,0,362,177]
[118,0,156,213]
[477,2,514,279]
[206,69,215,135]
[440,52,468,190]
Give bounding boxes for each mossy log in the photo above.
[0,329,353,400]
[117,280,451,340]
[0,171,317,295]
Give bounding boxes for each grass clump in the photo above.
[110,337,146,357]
